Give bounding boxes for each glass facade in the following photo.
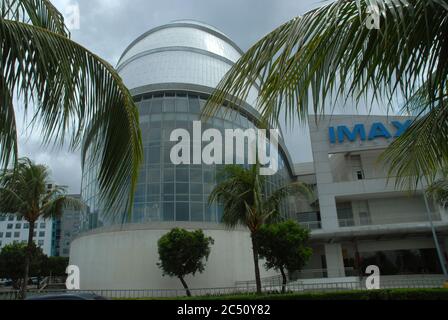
[81,91,293,230]
[353,249,443,275]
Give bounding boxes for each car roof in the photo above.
[26,293,107,300]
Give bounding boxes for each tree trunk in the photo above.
[179,276,191,297]
[20,220,35,300]
[280,267,287,294]
[251,234,262,294]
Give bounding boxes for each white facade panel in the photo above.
[120,27,241,64]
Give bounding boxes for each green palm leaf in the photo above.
[2,0,68,36]
[203,0,448,187]
[1,1,143,218]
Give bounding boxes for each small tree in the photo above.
[157,228,214,297]
[209,164,310,294]
[0,243,46,289]
[42,257,70,277]
[0,158,83,298]
[256,220,312,293]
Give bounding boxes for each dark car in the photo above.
[26,293,108,300]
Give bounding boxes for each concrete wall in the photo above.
[356,238,436,253]
[367,196,430,225]
[70,223,277,290]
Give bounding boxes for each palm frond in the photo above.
[265,181,311,213]
[0,18,143,217]
[381,101,448,189]
[41,194,85,219]
[203,0,448,188]
[425,168,448,206]
[0,74,18,168]
[1,0,68,36]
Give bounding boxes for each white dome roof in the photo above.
[116,21,254,96]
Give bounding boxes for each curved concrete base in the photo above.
[69,222,277,290]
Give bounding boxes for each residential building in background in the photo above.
[0,214,53,256]
[51,194,82,257]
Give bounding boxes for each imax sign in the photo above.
[329,120,412,144]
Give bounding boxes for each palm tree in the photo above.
[0,158,84,299]
[209,164,309,294]
[427,169,448,208]
[1,0,143,216]
[203,0,448,190]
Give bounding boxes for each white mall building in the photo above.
[70,21,448,290]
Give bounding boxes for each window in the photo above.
[190,203,204,222]
[149,184,161,195]
[175,97,189,113]
[40,223,46,229]
[38,240,44,246]
[190,183,203,195]
[163,183,174,195]
[359,211,372,226]
[7,224,13,229]
[39,231,45,238]
[163,203,174,221]
[176,168,189,182]
[176,203,189,221]
[148,147,160,164]
[176,183,189,194]
[163,98,175,113]
[350,155,365,180]
[8,215,14,221]
[24,223,29,229]
[0,232,3,238]
[188,96,201,113]
[15,223,21,229]
[297,212,322,230]
[6,232,11,238]
[14,232,20,238]
[151,99,162,113]
[0,215,5,221]
[337,202,355,227]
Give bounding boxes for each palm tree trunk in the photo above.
[179,276,191,297]
[280,267,287,294]
[251,233,262,294]
[20,220,35,300]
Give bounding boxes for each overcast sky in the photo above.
[18,0,388,193]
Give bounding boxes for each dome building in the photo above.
[70,20,296,290]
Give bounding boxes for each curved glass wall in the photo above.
[81,92,293,230]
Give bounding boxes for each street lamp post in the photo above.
[423,193,448,280]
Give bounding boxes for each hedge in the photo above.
[131,288,448,300]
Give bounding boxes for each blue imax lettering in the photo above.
[329,120,412,144]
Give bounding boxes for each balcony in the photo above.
[295,211,322,230]
[338,212,442,228]
[300,221,322,230]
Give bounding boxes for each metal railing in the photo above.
[299,221,322,230]
[0,275,445,300]
[235,268,358,288]
[38,276,66,291]
[338,212,443,228]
